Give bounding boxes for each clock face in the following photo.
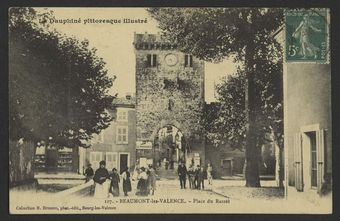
[165,54,178,66]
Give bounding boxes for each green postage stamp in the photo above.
[285,9,329,63]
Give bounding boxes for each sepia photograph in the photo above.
[8,7,332,214]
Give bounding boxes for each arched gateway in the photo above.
[134,33,206,178]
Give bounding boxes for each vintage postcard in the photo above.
[8,7,332,214]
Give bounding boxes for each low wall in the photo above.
[56,180,94,198]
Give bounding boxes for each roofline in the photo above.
[112,103,136,108]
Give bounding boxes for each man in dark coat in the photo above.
[84,163,94,183]
[177,161,187,189]
[194,165,201,189]
[197,166,205,190]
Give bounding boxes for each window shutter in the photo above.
[152,54,157,67]
[294,133,303,191]
[316,129,325,193]
[190,55,193,67]
[117,128,120,143]
[147,54,151,67]
[184,55,188,67]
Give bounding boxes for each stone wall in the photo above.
[205,144,245,178]
[134,33,205,146]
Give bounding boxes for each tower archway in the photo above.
[153,125,187,171]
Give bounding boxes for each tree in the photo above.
[206,58,283,186]
[204,71,246,149]
[148,8,284,187]
[9,8,115,149]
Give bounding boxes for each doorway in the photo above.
[45,148,58,171]
[119,153,129,174]
[155,125,185,170]
[302,131,317,190]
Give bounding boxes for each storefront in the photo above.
[34,146,79,173]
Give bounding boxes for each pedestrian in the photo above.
[136,167,148,196]
[170,159,174,170]
[121,167,132,196]
[177,161,187,189]
[207,163,213,185]
[84,163,94,183]
[109,168,120,197]
[188,164,195,189]
[132,164,139,181]
[197,166,205,190]
[93,160,110,198]
[194,165,200,189]
[147,164,158,195]
[164,158,169,170]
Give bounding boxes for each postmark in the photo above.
[285,9,329,63]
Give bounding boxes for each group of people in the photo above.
[84,160,213,198]
[84,161,158,198]
[84,161,132,198]
[135,165,158,196]
[177,161,213,190]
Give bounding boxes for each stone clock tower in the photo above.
[134,32,205,170]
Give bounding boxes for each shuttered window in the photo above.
[152,54,157,67]
[147,54,151,67]
[106,152,118,171]
[294,133,303,191]
[184,54,193,67]
[146,54,157,67]
[316,129,325,193]
[310,133,317,187]
[90,152,103,170]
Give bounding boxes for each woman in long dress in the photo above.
[147,165,157,195]
[136,167,148,196]
[121,167,132,196]
[109,168,120,197]
[93,160,110,198]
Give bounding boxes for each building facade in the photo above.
[134,33,206,172]
[82,96,136,174]
[34,145,79,173]
[275,23,332,203]
[284,63,332,197]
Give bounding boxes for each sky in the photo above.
[41,8,237,103]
